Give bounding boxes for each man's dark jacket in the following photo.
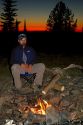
[10,46,37,65]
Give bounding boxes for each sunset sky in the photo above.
[0,0,83,31]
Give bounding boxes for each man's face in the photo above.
[18,37,27,46]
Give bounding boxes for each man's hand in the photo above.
[21,64,32,73]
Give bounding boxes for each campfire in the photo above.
[30,98,51,115]
[18,97,51,116]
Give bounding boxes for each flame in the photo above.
[30,98,51,115]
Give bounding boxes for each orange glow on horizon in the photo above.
[18,21,83,32]
[75,21,83,32]
[18,21,46,31]
[19,25,82,32]
[19,26,46,31]
[75,26,82,32]
[27,26,46,31]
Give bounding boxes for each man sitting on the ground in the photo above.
[10,33,45,90]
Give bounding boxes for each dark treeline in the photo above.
[0,32,83,58]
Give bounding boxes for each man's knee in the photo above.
[11,64,20,71]
[34,63,45,71]
[39,63,45,71]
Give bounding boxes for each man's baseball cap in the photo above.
[18,33,27,40]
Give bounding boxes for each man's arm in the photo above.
[10,47,22,66]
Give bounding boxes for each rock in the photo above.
[69,111,83,121]
[62,100,70,107]
[18,122,23,125]
[23,120,29,125]
[67,75,71,79]
[46,106,60,125]
[71,90,81,95]
[69,82,74,85]
[0,95,13,110]
[60,91,70,97]
[5,119,16,125]
[69,111,77,121]
[6,109,12,114]
[60,111,70,121]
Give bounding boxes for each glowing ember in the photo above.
[30,98,51,115]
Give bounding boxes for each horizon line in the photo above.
[0,30,82,33]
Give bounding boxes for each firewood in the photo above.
[63,64,83,70]
[42,74,65,94]
[49,97,61,105]
[75,112,83,120]
[69,111,83,121]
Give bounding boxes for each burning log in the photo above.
[42,74,65,95]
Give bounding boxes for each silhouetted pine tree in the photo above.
[1,0,17,32]
[47,1,77,32]
[24,19,27,32]
[15,19,20,32]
